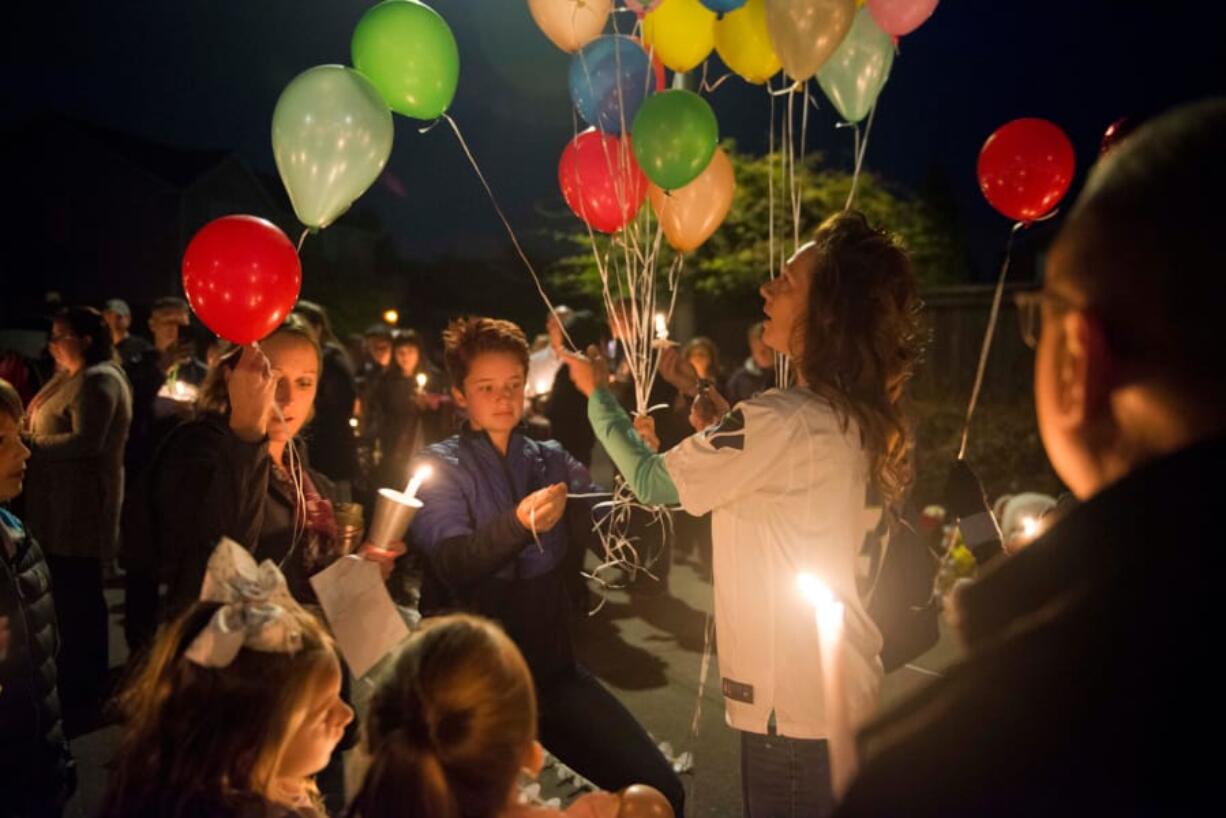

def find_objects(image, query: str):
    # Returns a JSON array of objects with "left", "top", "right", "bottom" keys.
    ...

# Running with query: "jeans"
[
  {"left": 741, "top": 729, "right": 833, "bottom": 818},
  {"left": 538, "top": 665, "right": 685, "bottom": 816}
]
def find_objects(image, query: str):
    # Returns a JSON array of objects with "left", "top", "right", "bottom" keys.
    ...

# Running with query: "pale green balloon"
[
  {"left": 816, "top": 7, "right": 895, "bottom": 123},
  {"left": 272, "top": 65, "right": 394, "bottom": 230}
]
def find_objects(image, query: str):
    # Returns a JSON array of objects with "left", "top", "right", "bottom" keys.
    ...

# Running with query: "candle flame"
[
  {"left": 654, "top": 312, "right": 669, "bottom": 340},
  {"left": 1020, "top": 515, "right": 1040, "bottom": 538},
  {"left": 415, "top": 372, "right": 428, "bottom": 389},
  {"left": 404, "top": 464, "right": 433, "bottom": 500},
  {"left": 798, "top": 573, "right": 835, "bottom": 608}
]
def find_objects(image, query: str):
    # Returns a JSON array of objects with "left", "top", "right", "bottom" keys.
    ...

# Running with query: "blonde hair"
[
  {"left": 347, "top": 614, "right": 536, "bottom": 818},
  {"left": 101, "top": 602, "right": 337, "bottom": 818}
]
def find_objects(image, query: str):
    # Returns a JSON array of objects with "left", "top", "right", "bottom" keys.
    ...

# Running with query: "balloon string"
[
  {"left": 957, "top": 220, "right": 1024, "bottom": 460},
  {"left": 843, "top": 103, "right": 877, "bottom": 211},
  {"left": 296, "top": 228, "right": 309, "bottom": 254},
  {"left": 439, "top": 113, "right": 577, "bottom": 351},
  {"left": 699, "top": 71, "right": 735, "bottom": 94}
]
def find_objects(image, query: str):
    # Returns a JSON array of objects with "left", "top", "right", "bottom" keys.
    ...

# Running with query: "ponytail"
[
  {"left": 346, "top": 730, "right": 458, "bottom": 818},
  {"left": 348, "top": 615, "right": 537, "bottom": 818}
]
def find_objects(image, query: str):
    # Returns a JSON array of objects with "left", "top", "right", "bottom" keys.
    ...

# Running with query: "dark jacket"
[
  {"left": 545, "top": 364, "right": 595, "bottom": 466},
  {"left": 305, "top": 344, "right": 358, "bottom": 483},
  {"left": 409, "top": 426, "right": 603, "bottom": 684},
  {"left": 0, "top": 509, "right": 74, "bottom": 814},
  {"left": 150, "top": 414, "right": 340, "bottom": 613},
  {"left": 836, "top": 435, "right": 1226, "bottom": 818},
  {"left": 367, "top": 366, "right": 451, "bottom": 489},
  {"left": 725, "top": 359, "right": 774, "bottom": 405}
]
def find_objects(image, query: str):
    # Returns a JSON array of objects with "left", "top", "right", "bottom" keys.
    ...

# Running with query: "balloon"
[
  {"left": 351, "top": 0, "right": 459, "bottom": 120},
  {"left": 569, "top": 35, "right": 654, "bottom": 134},
  {"left": 701, "top": 0, "right": 748, "bottom": 13},
  {"left": 816, "top": 7, "right": 894, "bottom": 123},
  {"left": 272, "top": 65, "right": 394, "bottom": 231},
  {"left": 642, "top": 0, "right": 717, "bottom": 73},
  {"left": 649, "top": 146, "right": 734, "bottom": 251},
  {"left": 181, "top": 216, "right": 302, "bottom": 345},
  {"left": 625, "top": 0, "right": 662, "bottom": 16},
  {"left": 865, "top": 0, "right": 938, "bottom": 36},
  {"left": 714, "top": 0, "right": 780, "bottom": 84},
  {"left": 977, "top": 118, "right": 1075, "bottom": 223},
  {"left": 559, "top": 129, "right": 648, "bottom": 233},
  {"left": 765, "top": 0, "right": 855, "bottom": 82},
  {"left": 528, "top": 0, "right": 612, "bottom": 53},
  {"left": 631, "top": 89, "right": 719, "bottom": 190},
  {"left": 618, "top": 785, "right": 673, "bottom": 818}
]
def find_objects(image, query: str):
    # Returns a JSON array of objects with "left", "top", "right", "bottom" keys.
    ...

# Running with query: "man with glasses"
[{"left": 837, "top": 99, "right": 1226, "bottom": 816}]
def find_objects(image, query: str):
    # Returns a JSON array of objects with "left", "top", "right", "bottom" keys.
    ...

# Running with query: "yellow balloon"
[
  {"left": 642, "top": 0, "right": 716, "bottom": 73},
  {"left": 649, "top": 146, "right": 735, "bottom": 252},
  {"left": 714, "top": 0, "right": 780, "bottom": 84}
]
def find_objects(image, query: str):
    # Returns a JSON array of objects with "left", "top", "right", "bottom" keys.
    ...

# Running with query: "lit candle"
[
  {"left": 348, "top": 417, "right": 359, "bottom": 429},
  {"left": 404, "top": 464, "right": 433, "bottom": 501},
  {"left": 797, "top": 573, "right": 857, "bottom": 801},
  {"left": 654, "top": 312, "right": 669, "bottom": 342},
  {"left": 382, "top": 308, "right": 399, "bottom": 325},
  {"left": 1020, "top": 515, "right": 1040, "bottom": 539},
  {"left": 415, "top": 372, "right": 428, "bottom": 390}
]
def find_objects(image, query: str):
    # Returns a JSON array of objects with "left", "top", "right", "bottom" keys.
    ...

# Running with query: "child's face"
[
  {"left": 0, "top": 413, "right": 30, "bottom": 502},
  {"left": 453, "top": 351, "right": 525, "bottom": 436},
  {"left": 277, "top": 654, "right": 353, "bottom": 780}
]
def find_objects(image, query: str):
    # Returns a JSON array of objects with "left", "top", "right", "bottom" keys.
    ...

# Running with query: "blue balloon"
[
  {"left": 701, "top": 0, "right": 748, "bottom": 14},
  {"left": 568, "top": 35, "right": 654, "bottom": 135}
]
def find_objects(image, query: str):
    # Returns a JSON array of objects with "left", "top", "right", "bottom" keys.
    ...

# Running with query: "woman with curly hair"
[{"left": 568, "top": 210, "right": 924, "bottom": 817}]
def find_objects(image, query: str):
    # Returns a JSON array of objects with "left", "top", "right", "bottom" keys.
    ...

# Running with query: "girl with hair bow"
[{"left": 101, "top": 539, "right": 355, "bottom": 818}]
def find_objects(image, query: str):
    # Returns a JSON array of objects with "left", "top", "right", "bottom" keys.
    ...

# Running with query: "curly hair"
[
  {"left": 796, "top": 211, "right": 925, "bottom": 508},
  {"left": 442, "top": 317, "right": 529, "bottom": 389}
]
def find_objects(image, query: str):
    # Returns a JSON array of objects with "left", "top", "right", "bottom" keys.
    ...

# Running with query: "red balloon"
[
  {"left": 559, "top": 129, "right": 648, "bottom": 233},
  {"left": 977, "top": 118, "right": 1075, "bottom": 223},
  {"left": 181, "top": 215, "right": 302, "bottom": 345}
]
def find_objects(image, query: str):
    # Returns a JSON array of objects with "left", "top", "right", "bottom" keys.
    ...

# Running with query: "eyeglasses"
[{"left": 1014, "top": 289, "right": 1080, "bottom": 350}]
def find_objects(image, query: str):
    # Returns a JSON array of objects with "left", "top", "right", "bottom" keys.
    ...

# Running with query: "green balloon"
[
  {"left": 816, "top": 7, "right": 894, "bottom": 124},
  {"left": 351, "top": 0, "right": 460, "bottom": 120},
  {"left": 631, "top": 90, "right": 719, "bottom": 191},
  {"left": 272, "top": 65, "right": 394, "bottom": 230}
]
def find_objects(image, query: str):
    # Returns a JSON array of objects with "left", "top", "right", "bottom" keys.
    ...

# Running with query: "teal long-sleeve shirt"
[{"left": 587, "top": 387, "right": 679, "bottom": 506}]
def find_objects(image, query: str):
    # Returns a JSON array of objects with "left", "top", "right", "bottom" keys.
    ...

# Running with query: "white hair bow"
[{"left": 184, "top": 538, "right": 304, "bottom": 668}]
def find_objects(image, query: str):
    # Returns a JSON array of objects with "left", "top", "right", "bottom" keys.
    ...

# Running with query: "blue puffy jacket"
[{"left": 409, "top": 425, "right": 604, "bottom": 681}]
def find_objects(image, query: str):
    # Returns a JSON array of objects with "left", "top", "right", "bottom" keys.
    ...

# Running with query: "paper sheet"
[{"left": 310, "top": 555, "right": 409, "bottom": 677}]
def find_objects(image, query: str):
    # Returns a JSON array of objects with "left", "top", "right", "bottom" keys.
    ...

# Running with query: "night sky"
[{"left": 4, "top": 0, "right": 1224, "bottom": 279}]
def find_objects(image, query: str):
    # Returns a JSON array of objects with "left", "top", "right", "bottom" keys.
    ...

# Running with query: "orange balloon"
[
  {"left": 619, "top": 785, "right": 674, "bottom": 818},
  {"left": 649, "top": 147, "right": 734, "bottom": 252},
  {"left": 528, "top": 0, "right": 612, "bottom": 53}
]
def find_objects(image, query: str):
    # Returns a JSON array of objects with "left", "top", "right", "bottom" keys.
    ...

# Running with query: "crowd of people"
[{"left": 0, "top": 98, "right": 1222, "bottom": 817}]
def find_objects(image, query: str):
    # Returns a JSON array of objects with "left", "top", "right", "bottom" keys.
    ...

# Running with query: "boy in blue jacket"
[{"left": 410, "top": 318, "right": 683, "bottom": 815}]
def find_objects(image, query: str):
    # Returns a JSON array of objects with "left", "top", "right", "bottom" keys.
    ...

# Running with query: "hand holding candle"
[
  {"left": 365, "top": 464, "right": 433, "bottom": 568},
  {"left": 798, "top": 572, "right": 857, "bottom": 801}
]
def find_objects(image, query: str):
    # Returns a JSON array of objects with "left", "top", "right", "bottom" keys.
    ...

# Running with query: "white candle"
[
  {"left": 798, "top": 573, "right": 858, "bottom": 801},
  {"left": 415, "top": 372, "right": 428, "bottom": 390},
  {"left": 654, "top": 312, "right": 669, "bottom": 342},
  {"left": 404, "top": 464, "right": 433, "bottom": 501}
]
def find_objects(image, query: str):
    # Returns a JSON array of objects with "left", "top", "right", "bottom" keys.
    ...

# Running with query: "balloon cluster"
[{"left": 184, "top": 0, "right": 460, "bottom": 344}]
